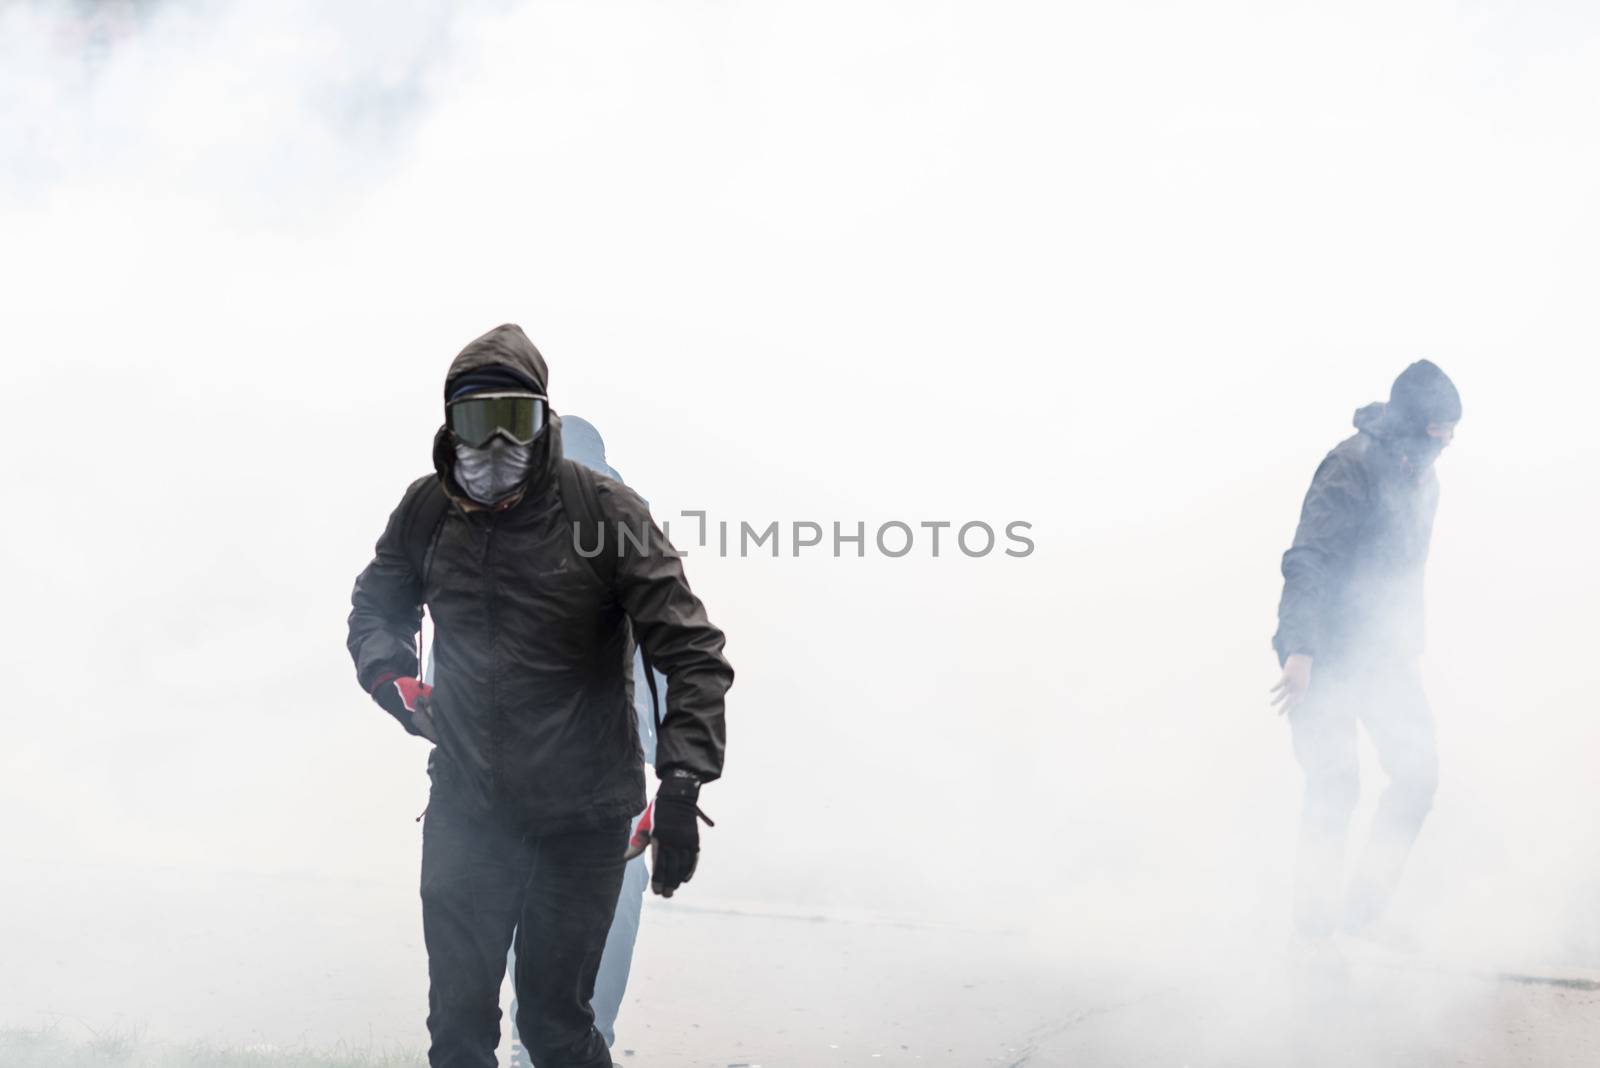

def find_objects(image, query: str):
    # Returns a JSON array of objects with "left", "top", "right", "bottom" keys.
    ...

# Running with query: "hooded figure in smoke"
[
  {"left": 1271, "top": 360, "right": 1461, "bottom": 942},
  {"left": 347, "top": 325, "right": 733, "bottom": 1068}
]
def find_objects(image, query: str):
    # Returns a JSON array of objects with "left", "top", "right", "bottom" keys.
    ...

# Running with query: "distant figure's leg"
[
  {"left": 513, "top": 821, "right": 629, "bottom": 1068},
  {"left": 421, "top": 798, "right": 529, "bottom": 1068},
  {"left": 591, "top": 854, "right": 650, "bottom": 1047},
  {"left": 1345, "top": 665, "right": 1438, "bottom": 935},
  {"left": 1290, "top": 671, "right": 1361, "bottom": 938}
]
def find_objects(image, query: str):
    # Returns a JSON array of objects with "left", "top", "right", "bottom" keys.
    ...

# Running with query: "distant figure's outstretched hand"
[{"left": 1271, "top": 654, "right": 1313, "bottom": 715}]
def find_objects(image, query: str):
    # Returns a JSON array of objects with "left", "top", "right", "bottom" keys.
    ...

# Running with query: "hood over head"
[
  {"left": 444, "top": 323, "right": 548, "bottom": 399},
  {"left": 1354, "top": 361, "right": 1462, "bottom": 444},
  {"left": 433, "top": 324, "right": 560, "bottom": 503},
  {"left": 1387, "top": 359, "right": 1461, "bottom": 433}
]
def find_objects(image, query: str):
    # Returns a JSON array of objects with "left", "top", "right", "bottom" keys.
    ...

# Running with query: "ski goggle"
[{"left": 445, "top": 392, "right": 549, "bottom": 447}]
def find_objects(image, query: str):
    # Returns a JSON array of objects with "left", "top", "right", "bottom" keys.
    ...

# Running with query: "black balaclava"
[{"left": 1386, "top": 359, "right": 1461, "bottom": 469}]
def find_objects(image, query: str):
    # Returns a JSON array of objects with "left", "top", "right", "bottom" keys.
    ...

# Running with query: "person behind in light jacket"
[{"left": 506, "top": 415, "right": 665, "bottom": 1065}]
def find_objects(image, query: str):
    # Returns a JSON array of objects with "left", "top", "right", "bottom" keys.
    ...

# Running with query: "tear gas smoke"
[{"left": 2, "top": 2, "right": 1598, "bottom": 1065}]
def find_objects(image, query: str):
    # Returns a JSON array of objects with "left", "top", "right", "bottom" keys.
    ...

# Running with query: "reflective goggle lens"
[{"left": 446, "top": 393, "right": 548, "bottom": 447}]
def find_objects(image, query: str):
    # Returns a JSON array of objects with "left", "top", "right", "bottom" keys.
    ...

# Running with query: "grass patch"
[{"left": 0, "top": 1027, "right": 427, "bottom": 1068}]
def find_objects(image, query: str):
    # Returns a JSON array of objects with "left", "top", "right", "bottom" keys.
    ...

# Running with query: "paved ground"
[
  {"left": 621, "top": 908, "right": 1600, "bottom": 1067},
  {"left": 3, "top": 862, "right": 1597, "bottom": 1066},
  {"left": 1006, "top": 953, "right": 1600, "bottom": 1068}
]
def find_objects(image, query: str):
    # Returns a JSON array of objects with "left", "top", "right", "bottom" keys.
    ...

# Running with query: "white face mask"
[{"left": 454, "top": 438, "right": 534, "bottom": 504}]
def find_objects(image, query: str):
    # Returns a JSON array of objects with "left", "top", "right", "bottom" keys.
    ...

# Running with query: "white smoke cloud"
[
  {"left": 2, "top": 0, "right": 489, "bottom": 216},
  {"left": 2, "top": 1, "right": 1598, "bottom": 1062}
]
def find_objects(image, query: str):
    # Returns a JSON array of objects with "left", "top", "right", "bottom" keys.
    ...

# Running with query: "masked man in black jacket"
[
  {"left": 348, "top": 324, "right": 734, "bottom": 1068},
  {"left": 1271, "top": 360, "right": 1460, "bottom": 944}
]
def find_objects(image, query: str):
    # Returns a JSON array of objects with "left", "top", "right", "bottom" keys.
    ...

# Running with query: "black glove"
[
  {"left": 651, "top": 771, "right": 714, "bottom": 898},
  {"left": 371, "top": 675, "right": 437, "bottom": 741}
]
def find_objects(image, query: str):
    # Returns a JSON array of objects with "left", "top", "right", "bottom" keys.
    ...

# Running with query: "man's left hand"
[{"left": 651, "top": 773, "right": 714, "bottom": 898}]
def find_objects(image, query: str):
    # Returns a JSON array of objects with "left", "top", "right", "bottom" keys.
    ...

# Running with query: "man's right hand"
[
  {"left": 1270, "top": 654, "right": 1313, "bottom": 715},
  {"left": 372, "top": 676, "right": 438, "bottom": 742}
]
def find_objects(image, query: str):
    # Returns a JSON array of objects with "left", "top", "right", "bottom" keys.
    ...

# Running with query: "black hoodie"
[{"left": 348, "top": 325, "right": 733, "bottom": 830}]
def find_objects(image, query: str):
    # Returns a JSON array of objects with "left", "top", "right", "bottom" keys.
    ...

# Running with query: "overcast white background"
[{"left": 2, "top": 0, "right": 1598, "bottom": 1056}]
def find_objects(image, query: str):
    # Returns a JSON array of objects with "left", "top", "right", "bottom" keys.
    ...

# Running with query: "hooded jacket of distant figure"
[{"left": 1273, "top": 402, "right": 1444, "bottom": 666}]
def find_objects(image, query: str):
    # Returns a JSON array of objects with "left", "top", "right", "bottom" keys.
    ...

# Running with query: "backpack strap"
[
  {"left": 557, "top": 458, "right": 664, "bottom": 731},
  {"left": 398, "top": 476, "right": 451, "bottom": 587},
  {"left": 558, "top": 459, "right": 614, "bottom": 587}
]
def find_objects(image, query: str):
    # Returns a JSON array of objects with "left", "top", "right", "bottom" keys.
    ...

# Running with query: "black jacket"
[
  {"left": 347, "top": 325, "right": 733, "bottom": 831},
  {"left": 1273, "top": 402, "right": 1441, "bottom": 666}
]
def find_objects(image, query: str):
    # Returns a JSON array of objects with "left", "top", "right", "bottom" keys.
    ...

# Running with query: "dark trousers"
[
  {"left": 512, "top": 849, "right": 650, "bottom": 1052},
  {"left": 420, "top": 793, "right": 628, "bottom": 1068},
  {"left": 1289, "top": 658, "right": 1438, "bottom": 937}
]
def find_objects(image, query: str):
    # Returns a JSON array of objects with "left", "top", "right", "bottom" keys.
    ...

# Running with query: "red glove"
[
  {"left": 371, "top": 674, "right": 437, "bottom": 740},
  {"left": 623, "top": 802, "right": 655, "bottom": 861}
]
